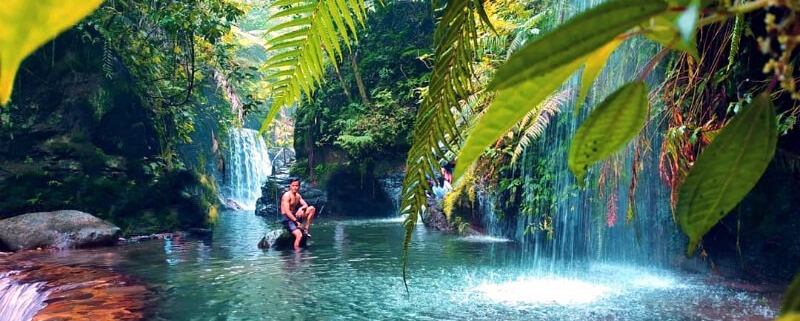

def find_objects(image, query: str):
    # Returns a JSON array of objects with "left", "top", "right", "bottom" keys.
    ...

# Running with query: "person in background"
[
  {"left": 281, "top": 178, "right": 317, "bottom": 250},
  {"left": 440, "top": 160, "right": 455, "bottom": 192}
]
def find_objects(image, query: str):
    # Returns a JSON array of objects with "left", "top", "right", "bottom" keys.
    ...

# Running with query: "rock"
[
  {"left": 257, "top": 227, "right": 310, "bottom": 249},
  {"left": 0, "top": 210, "right": 120, "bottom": 251},
  {"left": 222, "top": 198, "right": 244, "bottom": 210},
  {"left": 423, "top": 197, "right": 450, "bottom": 231}
]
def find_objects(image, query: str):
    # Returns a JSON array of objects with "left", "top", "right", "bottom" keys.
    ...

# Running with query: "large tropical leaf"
[
  {"left": 487, "top": 0, "right": 667, "bottom": 91},
  {"left": 576, "top": 39, "right": 623, "bottom": 114},
  {"left": 510, "top": 89, "right": 568, "bottom": 165},
  {"left": 0, "top": 0, "right": 104, "bottom": 105},
  {"left": 568, "top": 81, "right": 649, "bottom": 184},
  {"left": 454, "top": 0, "right": 667, "bottom": 178},
  {"left": 258, "top": 0, "right": 368, "bottom": 133},
  {"left": 400, "top": 0, "right": 490, "bottom": 290},
  {"left": 779, "top": 273, "right": 800, "bottom": 321},
  {"left": 643, "top": 7, "right": 699, "bottom": 58},
  {"left": 676, "top": 92, "right": 777, "bottom": 256},
  {"left": 454, "top": 60, "right": 583, "bottom": 181}
]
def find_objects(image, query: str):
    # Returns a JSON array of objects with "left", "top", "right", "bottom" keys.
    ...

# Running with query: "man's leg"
[
  {"left": 303, "top": 206, "right": 316, "bottom": 231},
  {"left": 291, "top": 229, "right": 304, "bottom": 250}
]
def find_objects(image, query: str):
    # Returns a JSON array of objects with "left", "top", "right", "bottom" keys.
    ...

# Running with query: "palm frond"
[
  {"left": 455, "top": 91, "right": 485, "bottom": 128},
  {"left": 510, "top": 89, "right": 570, "bottom": 164},
  {"left": 401, "top": 0, "right": 490, "bottom": 291},
  {"left": 258, "top": 0, "right": 368, "bottom": 133}
]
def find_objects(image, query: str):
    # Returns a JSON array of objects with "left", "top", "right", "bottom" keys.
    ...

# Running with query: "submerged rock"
[
  {"left": 0, "top": 210, "right": 120, "bottom": 251},
  {"left": 257, "top": 228, "right": 309, "bottom": 249}
]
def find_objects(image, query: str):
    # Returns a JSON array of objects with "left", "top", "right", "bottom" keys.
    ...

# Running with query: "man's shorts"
[{"left": 282, "top": 219, "right": 302, "bottom": 232}]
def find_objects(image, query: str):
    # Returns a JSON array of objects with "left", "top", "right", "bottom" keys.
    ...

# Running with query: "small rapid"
[{"left": 0, "top": 271, "right": 49, "bottom": 321}]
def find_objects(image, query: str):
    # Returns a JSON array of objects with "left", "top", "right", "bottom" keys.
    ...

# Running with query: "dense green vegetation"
[
  {"left": 292, "top": 1, "right": 433, "bottom": 183},
  {"left": 2, "top": 0, "right": 800, "bottom": 317},
  {"left": 0, "top": 0, "right": 249, "bottom": 234},
  {"left": 251, "top": 0, "right": 800, "bottom": 314}
]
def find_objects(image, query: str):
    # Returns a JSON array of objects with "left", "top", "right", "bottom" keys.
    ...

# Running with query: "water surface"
[{"left": 41, "top": 210, "right": 781, "bottom": 320}]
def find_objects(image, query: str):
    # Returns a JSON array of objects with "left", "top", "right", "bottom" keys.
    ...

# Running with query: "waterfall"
[
  {"left": 507, "top": 0, "right": 678, "bottom": 271},
  {"left": 377, "top": 172, "right": 405, "bottom": 214},
  {"left": 223, "top": 128, "right": 273, "bottom": 209},
  {"left": 0, "top": 272, "right": 49, "bottom": 321}
]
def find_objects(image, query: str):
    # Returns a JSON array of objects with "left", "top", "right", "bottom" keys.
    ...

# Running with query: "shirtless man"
[{"left": 281, "top": 178, "right": 317, "bottom": 250}]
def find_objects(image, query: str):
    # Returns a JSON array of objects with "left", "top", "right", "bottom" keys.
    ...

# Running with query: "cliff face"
[{"left": 0, "top": 31, "right": 211, "bottom": 234}]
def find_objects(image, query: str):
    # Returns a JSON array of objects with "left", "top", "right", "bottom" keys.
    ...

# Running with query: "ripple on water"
[{"left": 0, "top": 212, "right": 781, "bottom": 321}]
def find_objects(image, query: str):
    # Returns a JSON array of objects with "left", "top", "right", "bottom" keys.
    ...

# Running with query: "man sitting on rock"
[{"left": 281, "top": 178, "right": 317, "bottom": 250}]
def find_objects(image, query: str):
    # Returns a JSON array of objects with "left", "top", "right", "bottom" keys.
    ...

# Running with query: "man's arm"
[
  {"left": 281, "top": 193, "right": 301, "bottom": 223},
  {"left": 298, "top": 196, "right": 309, "bottom": 210}
]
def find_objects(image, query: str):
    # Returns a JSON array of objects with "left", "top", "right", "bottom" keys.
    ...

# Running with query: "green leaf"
[
  {"left": 454, "top": 59, "right": 584, "bottom": 179},
  {"left": 644, "top": 13, "right": 699, "bottom": 58},
  {"left": 568, "top": 81, "right": 649, "bottom": 184},
  {"left": 267, "top": 17, "right": 312, "bottom": 32},
  {"left": 725, "top": 14, "right": 744, "bottom": 74},
  {"left": 676, "top": 0, "right": 700, "bottom": 44},
  {"left": 270, "top": 4, "right": 316, "bottom": 19},
  {"left": 781, "top": 272, "right": 800, "bottom": 320},
  {"left": 488, "top": 0, "right": 667, "bottom": 91},
  {"left": 666, "top": 0, "right": 716, "bottom": 7},
  {"left": 676, "top": 93, "right": 777, "bottom": 256},
  {"left": 576, "top": 38, "right": 623, "bottom": 115},
  {"left": 259, "top": 0, "right": 370, "bottom": 134},
  {"left": 1, "top": 0, "right": 105, "bottom": 105}
]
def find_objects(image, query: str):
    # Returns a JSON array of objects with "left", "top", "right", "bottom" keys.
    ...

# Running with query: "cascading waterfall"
[
  {"left": 378, "top": 172, "right": 405, "bottom": 213},
  {"left": 504, "top": 0, "right": 679, "bottom": 272},
  {"left": 223, "top": 128, "right": 272, "bottom": 209},
  {"left": 0, "top": 272, "right": 49, "bottom": 321}
]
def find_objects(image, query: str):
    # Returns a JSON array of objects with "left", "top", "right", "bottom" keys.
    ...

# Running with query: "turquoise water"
[{"left": 77, "top": 210, "right": 779, "bottom": 320}]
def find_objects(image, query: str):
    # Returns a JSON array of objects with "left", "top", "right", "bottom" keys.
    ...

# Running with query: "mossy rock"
[{"left": 257, "top": 229, "right": 309, "bottom": 250}]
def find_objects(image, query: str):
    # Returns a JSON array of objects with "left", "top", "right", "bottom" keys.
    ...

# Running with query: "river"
[{"left": 4, "top": 210, "right": 783, "bottom": 320}]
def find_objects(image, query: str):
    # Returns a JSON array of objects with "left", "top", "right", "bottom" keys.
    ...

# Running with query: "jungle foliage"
[
  {"left": 256, "top": 0, "right": 800, "bottom": 312},
  {"left": 256, "top": 0, "right": 371, "bottom": 133},
  {"left": 421, "top": 0, "right": 799, "bottom": 315},
  {"left": 1, "top": 0, "right": 250, "bottom": 234},
  {"left": 4, "top": 0, "right": 800, "bottom": 317},
  {"left": 292, "top": 1, "right": 433, "bottom": 174}
]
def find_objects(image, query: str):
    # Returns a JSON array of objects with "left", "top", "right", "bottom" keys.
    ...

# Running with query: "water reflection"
[
  {"left": 164, "top": 233, "right": 212, "bottom": 266},
  {"left": 3, "top": 210, "right": 782, "bottom": 321}
]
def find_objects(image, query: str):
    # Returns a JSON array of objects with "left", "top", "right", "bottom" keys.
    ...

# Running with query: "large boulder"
[
  {"left": 423, "top": 197, "right": 450, "bottom": 231},
  {"left": 0, "top": 210, "right": 120, "bottom": 251},
  {"left": 255, "top": 177, "right": 327, "bottom": 217}
]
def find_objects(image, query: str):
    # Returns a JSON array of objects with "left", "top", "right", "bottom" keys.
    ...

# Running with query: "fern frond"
[
  {"left": 725, "top": 13, "right": 743, "bottom": 74},
  {"left": 455, "top": 92, "right": 484, "bottom": 128},
  {"left": 401, "top": 0, "right": 490, "bottom": 291},
  {"left": 510, "top": 89, "right": 569, "bottom": 164},
  {"left": 507, "top": 11, "right": 547, "bottom": 59},
  {"left": 258, "top": 0, "right": 368, "bottom": 134},
  {"left": 479, "top": 36, "right": 507, "bottom": 59}
]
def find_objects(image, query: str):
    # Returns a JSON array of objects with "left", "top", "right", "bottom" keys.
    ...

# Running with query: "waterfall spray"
[
  {"left": 224, "top": 128, "right": 273, "bottom": 209},
  {"left": 497, "top": 0, "right": 680, "bottom": 272},
  {"left": 0, "top": 272, "right": 49, "bottom": 321}
]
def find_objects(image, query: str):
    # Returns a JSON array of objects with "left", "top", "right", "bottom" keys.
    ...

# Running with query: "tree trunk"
[
  {"left": 350, "top": 53, "right": 370, "bottom": 106},
  {"left": 333, "top": 66, "right": 354, "bottom": 104}
]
